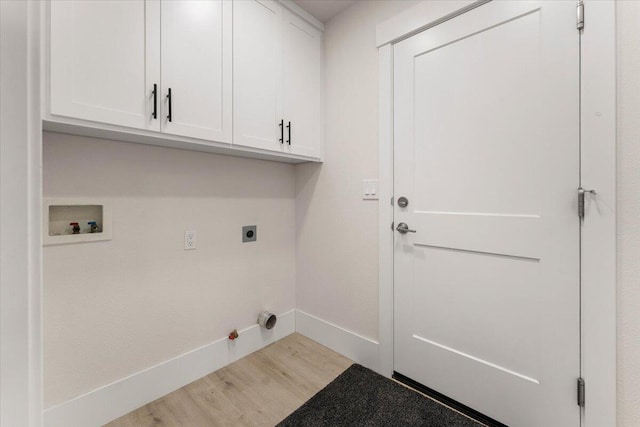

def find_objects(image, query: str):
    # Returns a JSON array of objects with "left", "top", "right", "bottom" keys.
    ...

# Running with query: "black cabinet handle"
[
  {"left": 152, "top": 83, "right": 157, "bottom": 119},
  {"left": 279, "top": 119, "right": 284, "bottom": 144},
  {"left": 166, "top": 88, "right": 172, "bottom": 122},
  {"left": 286, "top": 121, "right": 291, "bottom": 145}
]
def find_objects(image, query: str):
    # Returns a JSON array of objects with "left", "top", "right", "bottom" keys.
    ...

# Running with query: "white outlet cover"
[
  {"left": 184, "top": 230, "right": 197, "bottom": 250},
  {"left": 362, "top": 179, "right": 379, "bottom": 200}
]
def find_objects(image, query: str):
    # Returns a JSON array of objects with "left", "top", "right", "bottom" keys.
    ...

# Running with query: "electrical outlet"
[
  {"left": 242, "top": 225, "right": 257, "bottom": 243},
  {"left": 184, "top": 230, "right": 197, "bottom": 250}
]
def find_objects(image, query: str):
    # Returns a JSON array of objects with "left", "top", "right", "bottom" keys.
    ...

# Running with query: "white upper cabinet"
[
  {"left": 282, "top": 10, "right": 322, "bottom": 158},
  {"left": 233, "top": 0, "right": 284, "bottom": 152},
  {"left": 49, "top": 0, "right": 160, "bottom": 131},
  {"left": 46, "top": 0, "right": 323, "bottom": 162},
  {"left": 234, "top": 0, "right": 323, "bottom": 159},
  {"left": 161, "top": 0, "right": 232, "bottom": 142}
]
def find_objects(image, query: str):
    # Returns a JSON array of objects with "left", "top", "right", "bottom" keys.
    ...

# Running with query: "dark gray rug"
[{"left": 277, "top": 364, "right": 482, "bottom": 427}]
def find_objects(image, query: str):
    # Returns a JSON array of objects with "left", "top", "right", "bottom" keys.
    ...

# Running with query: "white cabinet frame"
[{"left": 377, "top": 1, "right": 616, "bottom": 426}]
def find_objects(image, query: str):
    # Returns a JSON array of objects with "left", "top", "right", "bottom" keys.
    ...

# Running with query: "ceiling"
[{"left": 293, "top": 0, "right": 357, "bottom": 23}]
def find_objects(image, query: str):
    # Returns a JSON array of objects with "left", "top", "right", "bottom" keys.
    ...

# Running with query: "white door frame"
[
  {"left": 377, "top": 1, "right": 616, "bottom": 426},
  {"left": 0, "top": 1, "right": 43, "bottom": 426}
]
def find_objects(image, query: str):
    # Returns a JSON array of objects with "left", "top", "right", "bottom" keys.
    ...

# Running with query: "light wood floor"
[{"left": 105, "top": 333, "right": 353, "bottom": 427}]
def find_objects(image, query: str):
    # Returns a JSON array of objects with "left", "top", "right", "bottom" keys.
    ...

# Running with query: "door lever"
[{"left": 396, "top": 222, "right": 416, "bottom": 234}]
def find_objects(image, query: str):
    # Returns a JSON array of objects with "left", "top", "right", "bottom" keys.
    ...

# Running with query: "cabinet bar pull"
[
  {"left": 152, "top": 83, "right": 157, "bottom": 119},
  {"left": 166, "top": 88, "right": 172, "bottom": 122},
  {"left": 287, "top": 121, "right": 291, "bottom": 145},
  {"left": 279, "top": 119, "right": 284, "bottom": 144}
]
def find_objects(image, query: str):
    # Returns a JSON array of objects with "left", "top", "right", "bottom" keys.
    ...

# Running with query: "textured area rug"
[{"left": 277, "top": 364, "right": 482, "bottom": 426}]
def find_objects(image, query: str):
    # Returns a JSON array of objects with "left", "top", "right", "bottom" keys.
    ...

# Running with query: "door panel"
[
  {"left": 283, "top": 10, "right": 322, "bottom": 158},
  {"left": 412, "top": 10, "right": 545, "bottom": 216},
  {"left": 161, "top": 0, "right": 232, "bottom": 142},
  {"left": 393, "top": 2, "right": 580, "bottom": 426},
  {"left": 233, "top": 0, "right": 284, "bottom": 151},
  {"left": 412, "top": 247, "right": 541, "bottom": 382},
  {"left": 50, "top": 0, "right": 159, "bottom": 131}
]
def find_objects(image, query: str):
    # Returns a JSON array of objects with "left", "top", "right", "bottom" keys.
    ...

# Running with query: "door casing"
[{"left": 376, "top": 1, "right": 616, "bottom": 426}]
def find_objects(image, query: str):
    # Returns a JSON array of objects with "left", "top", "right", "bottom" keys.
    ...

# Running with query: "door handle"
[
  {"left": 279, "top": 120, "right": 284, "bottom": 144},
  {"left": 396, "top": 222, "right": 416, "bottom": 234},
  {"left": 166, "top": 88, "right": 172, "bottom": 122},
  {"left": 286, "top": 121, "right": 291, "bottom": 145},
  {"left": 152, "top": 83, "right": 157, "bottom": 119}
]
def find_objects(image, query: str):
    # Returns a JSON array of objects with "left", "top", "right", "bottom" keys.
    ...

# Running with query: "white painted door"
[
  {"left": 233, "top": 0, "right": 284, "bottom": 151},
  {"left": 49, "top": 0, "right": 160, "bottom": 131},
  {"left": 393, "top": 2, "right": 580, "bottom": 426},
  {"left": 283, "top": 9, "right": 322, "bottom": 158},
  {"left": 161, "top": 0, "right": 232, "bottom": 143}
]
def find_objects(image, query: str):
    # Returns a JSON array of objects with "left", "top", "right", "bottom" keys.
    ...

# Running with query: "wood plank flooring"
[{"left": 105, "top": 333, "right": 353, "bottom": 427}]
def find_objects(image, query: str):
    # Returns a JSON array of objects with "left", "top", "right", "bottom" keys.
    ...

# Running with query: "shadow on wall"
[
  {"left": 43, "top": 132, "right": 296, "bottom": 199},
  {"left": 294, "top": 162, "right": 323, "bottom": 230}
]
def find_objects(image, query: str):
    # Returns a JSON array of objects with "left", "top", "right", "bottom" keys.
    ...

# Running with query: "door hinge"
[
  {"left": 391, "top": 221, "right": 394, "bottom": 231},
  {"left": 391, "top": 196, "right": 394, "bottom": 206},
  {"left": 577, "top": 377, "right": 585, "bottom": 407},
  {"left": 578, "top": 188, "right": 585, "bottom": 219},
  {"left": 577, "top": 0, "right": 584, "bottom": 30},
  {"left": 578, "top": 187, "right": 597, "bottom": 219}
]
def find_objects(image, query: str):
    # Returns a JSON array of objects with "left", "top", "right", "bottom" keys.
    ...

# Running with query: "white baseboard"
[
  {"left": 43, "top": 310, "right": 295, "bottom": 427},
  {"left": 295, "top": 310, "right": 379, "bottom": 372}
]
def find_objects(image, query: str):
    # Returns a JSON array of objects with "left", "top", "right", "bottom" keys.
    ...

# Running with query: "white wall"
[
  {"left": 0, "top": 1, "right": 42, "bottom": 426},
  {"left": 295, "top": 0, "right": 419, "bottom": 340},
  {"left": 43, "top": 132, "right": 296, "bottom": 408},
  {"left": 297, "top": 0, "right": 640, "bottom": 425},
  {"left": 617, "top": 1, "right": 640, "bottom": 425}
]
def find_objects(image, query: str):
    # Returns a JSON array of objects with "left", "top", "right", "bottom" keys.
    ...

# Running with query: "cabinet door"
[
  {"left": 49, "top": 0, "right": 160, "bottom": 131},
  {"left": 160, "top": 0, "right": 232, "bottom": 143},
  {"left": 233, "top": 0, "right": 284, "bottom": 151},
  {"left": 283, "top": 10, "right": 322, "bottom": 158}
]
